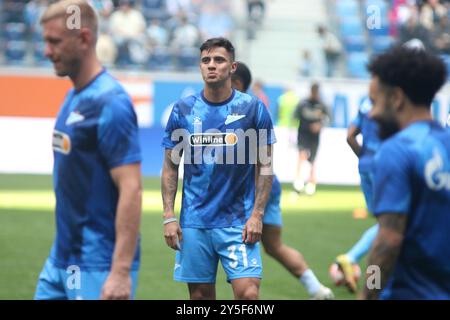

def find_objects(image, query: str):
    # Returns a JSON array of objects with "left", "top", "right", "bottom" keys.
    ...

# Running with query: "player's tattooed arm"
[
  {"left": 254, "top": 144, "right": 273, "bottom": 215},
  {"left": 362, "top": 213, "right": 407, "bottom": 300},
  {"left": 161, "top": 148, "right": 183, "bottom": 250},
  {"left": 161, "top": 148, "right": 179, "bottom": 219},
  {"left": 243, "top": 144, "right": 273, "bottom": 244}
]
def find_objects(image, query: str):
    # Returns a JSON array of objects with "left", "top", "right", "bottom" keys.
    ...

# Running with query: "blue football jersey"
[
  {"left": 351, "top": 98, "right": 381, "bottom": 173},
  {"left": 162, "top": 89, "right": 276, "bottom": 228},
  {"left": 50, "top": 70, "right": 141, "bottom": 271},
  {"left": 373, "top": 120, "right": 450, "bottom": 299}
]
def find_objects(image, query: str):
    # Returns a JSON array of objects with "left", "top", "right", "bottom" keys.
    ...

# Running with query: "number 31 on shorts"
[{"left": 227, "top": 245, "right": 248, "bottom": 268}]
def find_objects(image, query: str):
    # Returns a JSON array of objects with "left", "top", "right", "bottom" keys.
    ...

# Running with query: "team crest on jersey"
[
  {"left": 189, "top": 133, "right": 238, "bottom": 146},
  {"left": 53, "top": 130, "right": 71, "bottom": 154},
  {"left": 225, "top": 113, "right": 246, "bottom": 125},
  {"left": 193, "top": 116, "right": 202, "bottom": 125},
  {"left": 65, "top": 111, "right": 85, "bottom": 126}
]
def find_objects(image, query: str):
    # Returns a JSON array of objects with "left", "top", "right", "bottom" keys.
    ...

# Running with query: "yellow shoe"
[{"left": 336, "top": 254, "right": 357, "bottom": 293}]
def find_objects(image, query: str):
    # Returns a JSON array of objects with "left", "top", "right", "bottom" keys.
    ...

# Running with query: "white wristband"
[{"left": 163, "top": 217, "right": 177, "bottom": 225}]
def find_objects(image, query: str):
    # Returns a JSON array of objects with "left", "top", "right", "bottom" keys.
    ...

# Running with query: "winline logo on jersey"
[{"left": 169, "top": 128, "right": 274, "bottom": 172}]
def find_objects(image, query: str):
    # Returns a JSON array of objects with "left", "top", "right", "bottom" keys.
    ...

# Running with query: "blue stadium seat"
[
  {"left": 5, "top": 40, "right": 27, "bottom": 62},
  {"left": 339, "top": 18, "right": 365, "bottom": 37},
  {"left": 364, "top": 0, "right": 389, "bottom": 17},
  {"left": 347, "top": 52, "right": 370, "bottom": 78},
  {"left": 343, "top": 35, "right": 367, "bottom": 52},
  {"left": 336, "top": 0, "right": 359, "bottom": 18},
  {"left": 4, "top": 22, "right": 26, "bottom": 41},
  {"left": 371, "top": 36, "right": 394, "bottom": 53},
  {"left": 141, "top": 0, "right": 169, "bottom": 22},
  {"left": 33, "top": 41, "right": 51, "bottom": 66},
  {"left": 148, "top": 46, "right": 173, "bottom": 70},
  {"left": 176, "top": 47, "right": 198, "bottom": 71},
  {"left": 367, "top": 23, "right": 390, "bottom": 37}
]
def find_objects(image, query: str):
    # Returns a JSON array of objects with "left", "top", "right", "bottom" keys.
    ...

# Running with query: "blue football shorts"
[
  {"left": 34, "top": 258, "right": 139, "bottom": 300},
  {"left": 262, "top": 192, "right": 283, "bottom": 227},
  {"left": 174, "top": 225, "right": 262, "bottom": 283}
]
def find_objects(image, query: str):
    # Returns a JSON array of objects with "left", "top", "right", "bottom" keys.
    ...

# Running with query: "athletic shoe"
[
  {"left": 293, "top": 179, "right": 305, "bottom": 193},
  {"left": 336, "top": 254, "right": 357, "bottom": 293},
  {"left": 310, "top": 285, "right": 335, "bottom": 300},
  {"left": 305, "top": 182, "right": 316, "bottom": 195}
]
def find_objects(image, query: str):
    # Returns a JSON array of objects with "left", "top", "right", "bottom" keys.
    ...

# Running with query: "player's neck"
[
  {"left": 400, "top": 106, "right": 433, "bottom": 129},
  {"left": 71, "top": 54, "right": 103, "bottom": 91},
  {"left": 203, "top": 84, "right": 233, "bottom": 104}
]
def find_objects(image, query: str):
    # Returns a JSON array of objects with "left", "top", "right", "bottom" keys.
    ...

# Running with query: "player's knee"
[
  {"left": 189, "top": 285, "right": 215, "bottom": 300},
  {"left": 190, "top": 290, "right": 214, "bottom": 300},
  {"left": 235, "top": 284, "right": 259, "bottom": 300}
]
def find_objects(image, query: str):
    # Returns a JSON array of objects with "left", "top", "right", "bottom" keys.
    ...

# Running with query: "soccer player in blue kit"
[
  {"left": 232, "top": 61, "right": 334, "bottom": 299},
  {"left": 361, "top": 46, "right": 450, "bottom": 299},
  {"left": 335, "top": 95, "right": 381, "bottom": 293},
  {"left": 34, "top": 0, "right": 142, "bottom": 300},
  {"left": 161, "top": 38, "right": 274, "bottom": 300}
]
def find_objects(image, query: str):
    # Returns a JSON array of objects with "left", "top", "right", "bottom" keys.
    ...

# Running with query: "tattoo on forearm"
[
  {"left": 364, "top": 214, "right": 406, "bottom": 299},
  {"left": 254, "top": 173, "right": 273, "bottom": 213},
  {"left": 161, "top": 150, "right": 179, "bottom": 214}
]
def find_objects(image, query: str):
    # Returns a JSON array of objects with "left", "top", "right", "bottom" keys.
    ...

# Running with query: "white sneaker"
[
  {"left": 305, "top": 182, "right": 316, "bottom": 195},
  {"left": 293, "top": 179, "right": 305, "bottom": 193},
  {"left": 311, "top": 285, "right": 335, "bottom": 300}
]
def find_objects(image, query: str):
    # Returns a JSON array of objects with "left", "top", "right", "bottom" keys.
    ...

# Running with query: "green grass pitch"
[{"left": 0, "top": 174, "right": 374, "bottom": 300}]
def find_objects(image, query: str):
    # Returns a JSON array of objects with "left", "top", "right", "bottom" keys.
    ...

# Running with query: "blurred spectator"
[
  {"left": 141, "top": 0, "right": 169, "bottom": 23},
  {"left": 171, "top": 14, "right": 200, "bottom": 53},
  {"left": 198, "top": 2, "right": 233, "bottom": 40},
  {"left": 432, "top": 15, "right": 450, "bottom": 53},
  {"left": 24, "top": 0, "right": 48, "bottom": 36},
  {"left": 247, "top": 0, "right": 266, "bottom": 26},
  {"left": 299, "top": 50, "right": 313, "bottom": 77},
  {"left": 147, "top": 19, "right": 169, "bottom": 47},
  {"left": 389, "top": 0, "right": 417, "bottom": 36},
  {"left": 88, "top": 0, "right": 114, "bottom": 33},
  {"left": 110, "top": 0, "right": 147, "bottom": 66},
  {"left": 419, "top": 0, "right": 448, "bottom": 31},
  {"left": 399, "top": 10, "right": 432, "bottom": 49},
  {"left": 3, "top": 0, "right": 28, "bottom": 22},
  {"left": 97, "top": 33, "right": 118, "bottom": 66},
  {"left": 166, "top": 0, "right": 197, "bottom": 21},
  {"left": 317, "top": 25, "right": 342, "bottom": 78},
  {"left": 252, "top": 80, "right": 270, "bottom": 109}
]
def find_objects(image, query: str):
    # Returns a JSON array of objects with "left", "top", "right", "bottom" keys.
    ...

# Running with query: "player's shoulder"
[
  {"left": 234, "top": 90, "right": 256, "bottom": 103},
  {"left": 173, "top": 92, "right": 201, "bottom": 115},
  {"left": 86, "top": 70, "right": 132, "bottom": 107},
  {"left": 378, "top": 121, "right": 438, "bottom": 161}
]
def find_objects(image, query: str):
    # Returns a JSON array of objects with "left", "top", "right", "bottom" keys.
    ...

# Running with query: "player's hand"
[
  {"left": 242, "top": 213, "right": 263, "bottom": 244},
  {"left": 100, "top": 271, "right": 131, "bottom": 300},
  {"left": 164, "top": 221, "right": 182, "bottom": 251}
]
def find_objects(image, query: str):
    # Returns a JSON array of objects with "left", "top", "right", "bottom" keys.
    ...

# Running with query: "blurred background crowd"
[{"left": 1, "top": 0, "right": 449, "bottom": 80}]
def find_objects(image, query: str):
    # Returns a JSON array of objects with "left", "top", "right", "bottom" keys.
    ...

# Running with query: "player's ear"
[
  {"left": 79, "top": 27, "right": 93, "bottom": 48},
  {"left": 391, "top": 87, "right": 406, "bottom": 112},
  {"left": 230, "top": 62, "right": 237, "bottom": 75}
]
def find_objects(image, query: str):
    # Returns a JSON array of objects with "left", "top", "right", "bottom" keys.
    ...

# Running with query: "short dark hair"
[
  {"left": 367, "top": 46, "right": 447, "bottom": 106},
  {"left": 199, "top": 37, "right": 235, "bottom": 61},
  {"left": 232, "top": 61, "right": 252, "bottom": 92}
]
